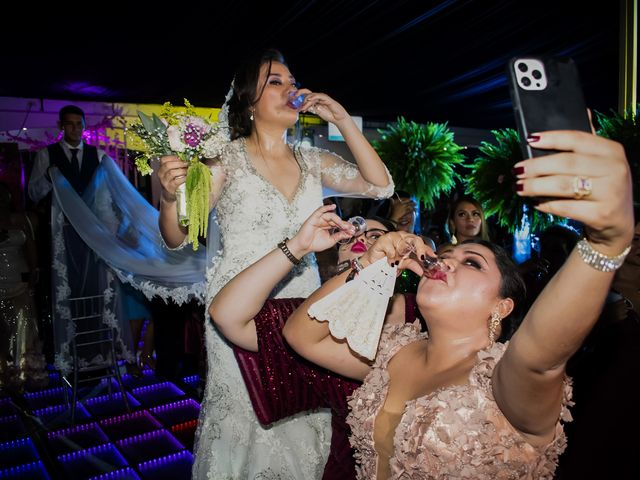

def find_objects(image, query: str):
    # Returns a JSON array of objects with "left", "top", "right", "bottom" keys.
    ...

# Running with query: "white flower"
[
  {"left": 167, "top": 125, "right": 186, "bottom": 152},
  {"left": 202, "top": 129, "right": 228, "bottom": 158}
]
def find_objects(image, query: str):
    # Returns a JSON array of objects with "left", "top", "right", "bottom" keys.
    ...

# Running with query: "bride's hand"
[
  {"left": 158, "top": 155, "right": 188, "bottom": 201},
  {"left": 287, "top": 204, "right": 355, "bottom": 258},
  {"left": 298, "top": 90, "right": 349, "bottom": 125}
]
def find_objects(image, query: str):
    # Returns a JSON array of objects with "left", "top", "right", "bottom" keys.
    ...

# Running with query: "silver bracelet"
[{"left": 576, "top": 238, "right": 631, "bottom": 272}]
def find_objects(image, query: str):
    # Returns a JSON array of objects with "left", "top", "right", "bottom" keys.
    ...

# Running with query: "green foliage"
[
  {"left": 126, "top": 100, "right": 224, "bottom": 252},
  {"left": 372, "top": 117, "right": 465, "bottom": 209},
  {"left": 186, "top": 161, "right": 212, "bottom": 251},
  {"left": 465, "top": 129, "right": 558, "bottom": 233},
  {"left": 595, "top": 106, "right": 640, "bottom": 205}
]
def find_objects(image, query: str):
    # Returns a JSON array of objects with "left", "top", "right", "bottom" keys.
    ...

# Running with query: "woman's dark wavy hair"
[
  {"left": 368, "top": 215, "right": 397, "bottom": 233},
  {"left": 228, "top": 49, "right": 287, "bottom": 140},
  {"left": 460, "top": 238, "right": 527, "bottom": 341}
]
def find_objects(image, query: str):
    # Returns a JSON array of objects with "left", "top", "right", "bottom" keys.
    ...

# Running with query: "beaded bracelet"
[
  {"left": 278, "top": 238, "right": 302, "bottom": 265},
  {"left": 576, "top": 238, "right": 631, "bottom": 272}
]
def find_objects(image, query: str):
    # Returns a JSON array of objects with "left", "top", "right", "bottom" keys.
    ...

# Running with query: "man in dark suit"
[
  {"left": 29, "top": 105, "right": 107, "bottom": 202},
  {"left": 28, "top": 105, "right": 113, "bottom": 366}
]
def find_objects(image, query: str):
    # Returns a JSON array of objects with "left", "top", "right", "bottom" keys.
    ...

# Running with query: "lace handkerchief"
[{"left": 308, "top": 257, "right": 397, "bottom": 360}]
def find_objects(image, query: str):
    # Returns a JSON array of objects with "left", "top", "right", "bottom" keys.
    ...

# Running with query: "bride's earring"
[
  {"left": 488, "top": 311, "right": 501, "bottom": 345},
  {"left": 250, "top": 109, "right": 254, "bottom": 121}
]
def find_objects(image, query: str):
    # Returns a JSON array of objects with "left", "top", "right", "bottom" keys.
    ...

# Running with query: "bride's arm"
[
  {"left": 158, "top": 156, "right": 225, "bottom": 248},
  {"left": 297, "top": 91, "right": 394, "bottom": 198}
]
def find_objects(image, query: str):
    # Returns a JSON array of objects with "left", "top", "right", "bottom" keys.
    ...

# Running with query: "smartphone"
[{"left": 508, "top": 56, "right": 591, "bottom": 158}]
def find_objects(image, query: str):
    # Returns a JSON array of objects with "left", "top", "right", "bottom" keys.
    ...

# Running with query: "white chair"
[{"left": 62, "top": 294, "right": 130, "bottom": 424}]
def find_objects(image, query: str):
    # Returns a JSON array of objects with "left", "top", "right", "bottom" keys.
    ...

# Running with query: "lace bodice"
[
  {"left": 347, "top": 322, "right": 573, "bottom": 479},
  {"left": 206, "top": 138, "right": 394, "bottom": 301}
]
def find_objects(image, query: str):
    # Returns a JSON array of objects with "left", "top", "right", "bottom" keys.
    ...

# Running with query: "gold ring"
[{"left": 573, "top": 176, "right": 592, "bottom": 199}]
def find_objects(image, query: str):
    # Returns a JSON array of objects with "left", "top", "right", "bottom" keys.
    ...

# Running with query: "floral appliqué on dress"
[{"left": 347, "top": 321, "right": 573, "bottom": 479}]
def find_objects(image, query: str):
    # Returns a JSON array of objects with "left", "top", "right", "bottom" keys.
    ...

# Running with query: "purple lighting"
[
  {"left": 182, "top": 375, "right": 200, "bottom": 389},
  {"left": 137, "top": 450, "right": 193, "bottom": 480},
  {"left": 33, "top": 403, "right": 91, "bottom": 426},
  {"left": 47, "top": 372, "right": 61, "bottom": 387},
  {"left": 0, "top": 415, "right": 27, "bottom": 443},
  {"left": 61, "top": 81, "right": 112, "bottom": 96},
  {"left": 149, "top": 399, "right": 200, "bottom": 426},
  {"left": 57, "top": 443, "right": 128, "bottom": 478},
  {"left": 131, "top": 382, "right": 185, "bottom": 407},
  {"left": 88, "top": 467, "right": 141, "bottom": 480},
  {"left": 82, "top": 392, "right": 140, "bottom": 417},
  {"left": 0, "top": 460, "right": 50, "bottom": 480},
  {"left": 47, "top": 422, "right": 110, "bottom": 456},
  {"left": 122, "top": 369, "right": 159, "bottom": 389},
  {"left": 24, "top": 387, "right": 70, "bottom": 409},
  {"left": 116, "top": 429, "right": 184, "bottom": 464},
  {"left": 99, "top": 410, "right": 162, "bottom": 441},
  {"left": 0, "top": 437, "right": 39, "bottom": 469}
]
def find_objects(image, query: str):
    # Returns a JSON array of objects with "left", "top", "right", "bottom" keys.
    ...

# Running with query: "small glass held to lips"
[
  {"left": 333, "top": 216, "right": 367, "bottom": 244},
  {"left": 288, "top": 91, "right": 306, "bottom": 109},
  {"left": 394, "top": 237, "right": 447, "bottom": 277}
]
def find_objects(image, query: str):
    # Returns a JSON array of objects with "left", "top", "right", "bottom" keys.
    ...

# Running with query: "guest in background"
[
  {"left": 29, "top": 105, "right": 107, "bottom": 203},
  {"left": 28, "top": 105, "right": 135, "bottom": 378},
  {"left": 27, "top": 104, "right": 110, "bottom": 300},
  {"left": 0, "top": 183, "right": 47, "bottom": 391},
  {"left": 439, "top": 195, "right": 489, "bottom": 251}
]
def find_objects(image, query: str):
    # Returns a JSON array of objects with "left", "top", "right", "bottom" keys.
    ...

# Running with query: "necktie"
[{"left": 70, "top": 148, "right": 80, "bottom": 174}]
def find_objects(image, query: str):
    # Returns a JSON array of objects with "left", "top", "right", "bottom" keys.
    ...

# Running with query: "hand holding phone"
[{"left": 508, "top": 56, "right": 591, "bottom": 159}]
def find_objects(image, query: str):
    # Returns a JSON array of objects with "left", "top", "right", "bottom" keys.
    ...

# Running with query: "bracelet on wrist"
[
  {"left": 576, "top": 238, "right": 631, "bottom": 272},
  {"left": 278, "top": 238, "right": 302, "bottom": 265}
]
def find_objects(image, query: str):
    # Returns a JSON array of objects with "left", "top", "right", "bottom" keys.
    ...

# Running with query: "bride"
[{"left": 157, "top": 49, "right": 394, "bottom": 478}]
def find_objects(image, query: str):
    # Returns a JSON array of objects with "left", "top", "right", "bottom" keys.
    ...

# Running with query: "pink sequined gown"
[{"left": 347, "top": 322, "right": 573, "bottom": 479}]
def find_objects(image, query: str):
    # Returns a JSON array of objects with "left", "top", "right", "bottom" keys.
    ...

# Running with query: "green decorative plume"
[
  {"left": 465, "top": 128, "right": 558, "bottom": 233},
  {"left": 595, "top": 106, "right": 640, "bottom": 205},
  {"left": 372, "top": 117, "right": 465, "bottom": 209}
]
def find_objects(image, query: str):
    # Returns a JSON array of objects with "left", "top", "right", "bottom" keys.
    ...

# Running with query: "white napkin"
[{"left": 308, "top": 257, "right": 397, "bottom": 360}]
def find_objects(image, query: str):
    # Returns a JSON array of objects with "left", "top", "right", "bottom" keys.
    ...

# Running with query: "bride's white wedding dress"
[{"left": 192, "top": 138, "right": 393, "bottom": 479}]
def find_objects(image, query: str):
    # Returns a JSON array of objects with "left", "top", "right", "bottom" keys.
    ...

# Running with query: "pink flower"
[{"left": 183, "top": 123, "right": 205, "bottom": 148}]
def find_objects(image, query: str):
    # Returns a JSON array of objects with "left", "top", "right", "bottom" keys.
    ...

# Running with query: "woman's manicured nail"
[
  {"left": 526, "top": 135, "right": 540, "bottom": 143},
  {"left": 512, "top": 166, "right": 525, "bottom": 175},
  {"left": 516, "top": 183, "right": 524, "bottom": 192}
]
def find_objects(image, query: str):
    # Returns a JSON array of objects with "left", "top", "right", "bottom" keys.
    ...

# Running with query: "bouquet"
[{"left": 128, "top": 100, "right": 228, "bottom": 251}]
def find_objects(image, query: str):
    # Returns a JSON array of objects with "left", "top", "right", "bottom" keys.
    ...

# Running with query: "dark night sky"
[{"left": 2, "top": 0, "right": 621, "bottom": 130}]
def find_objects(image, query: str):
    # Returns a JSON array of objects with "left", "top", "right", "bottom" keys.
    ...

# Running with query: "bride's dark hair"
[{"left": 228, "top": 49, "right": 287, "bottom": 140}]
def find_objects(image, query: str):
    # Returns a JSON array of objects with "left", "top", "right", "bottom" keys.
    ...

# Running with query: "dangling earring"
[
  {"left": 250, "top": 109, "right": 254, "bottom": 121},
  {"left": 488, "top": 311, "right": 501, "bottom": 345}
]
